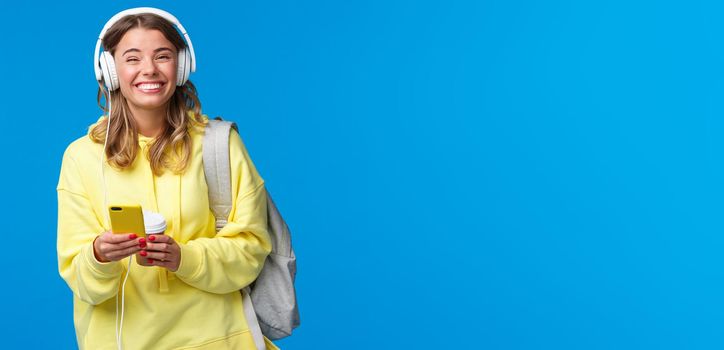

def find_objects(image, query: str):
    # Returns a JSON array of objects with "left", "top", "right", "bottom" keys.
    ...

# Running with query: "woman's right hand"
[{"left": 93, "top": 231, "right": 144, "bottom": 262}]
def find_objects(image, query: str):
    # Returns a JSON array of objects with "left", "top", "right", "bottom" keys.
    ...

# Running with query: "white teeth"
[{"left": 137, "top": 83, "right": 162, "bottom": 90}]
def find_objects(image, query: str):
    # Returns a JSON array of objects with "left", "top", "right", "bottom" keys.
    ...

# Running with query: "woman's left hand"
[{"left": 142, "top": 235, "right": 181, "bottom": 272}]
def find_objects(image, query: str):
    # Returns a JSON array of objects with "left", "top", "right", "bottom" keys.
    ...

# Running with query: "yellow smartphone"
[{"left": 108, "top": 204, "right": 146, "bottom": 237}]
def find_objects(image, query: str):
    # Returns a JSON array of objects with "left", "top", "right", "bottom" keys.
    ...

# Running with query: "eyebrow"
[{"left": 122, "top": 47, "right": 174, "bottom": 56}]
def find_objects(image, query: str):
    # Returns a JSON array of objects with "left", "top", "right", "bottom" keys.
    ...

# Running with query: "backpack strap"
[
  {"left": 243, "top": 287, "right": 267, "bottom": 350},
  {"left": 203, "top": 119, "right": 268, "bottom": 350},
  {"left": 203, "top": 119, "right": 235, "bottom": 232}
]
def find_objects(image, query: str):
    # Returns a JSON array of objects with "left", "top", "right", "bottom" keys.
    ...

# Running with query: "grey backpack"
[{"left": 202, "top": 119, "right": 300, "bottom": 349}]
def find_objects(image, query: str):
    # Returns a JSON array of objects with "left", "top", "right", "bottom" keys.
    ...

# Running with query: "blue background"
[{"left": 0, "top": 0, "right": 721, "bottom": 349}]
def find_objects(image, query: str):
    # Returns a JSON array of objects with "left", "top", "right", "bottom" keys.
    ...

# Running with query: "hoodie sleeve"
[
  {"left": 175, "top": 130, "right": 272, "bottom": 294},
  {"left": 57, "top": 145, "right": 123, "bottom": 305}
]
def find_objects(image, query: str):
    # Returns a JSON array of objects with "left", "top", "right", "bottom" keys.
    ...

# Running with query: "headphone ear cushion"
[
  {"left": 99, "top": 51, "right": 119, "bottom": 91},
  {"left": 177, "top": 48, "right": 190, "bottom": 86}
]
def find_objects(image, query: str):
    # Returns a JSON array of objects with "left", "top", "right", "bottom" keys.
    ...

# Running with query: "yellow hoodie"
[{"left": 57, "top": 118, "right": 278, "bottom": 350}]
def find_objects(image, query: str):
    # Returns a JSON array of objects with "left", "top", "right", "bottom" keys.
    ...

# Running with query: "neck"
[{"left": 129, "top": 105, "right": 167, "bottom": 138}]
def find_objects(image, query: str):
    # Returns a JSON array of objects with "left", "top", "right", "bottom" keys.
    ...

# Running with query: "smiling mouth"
[{"left": 135, "top": 82, "right": 166, "bottom": 93}]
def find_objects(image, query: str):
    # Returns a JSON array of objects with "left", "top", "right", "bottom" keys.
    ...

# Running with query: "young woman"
[{"left": 57, "top": 8, "right": 278, "bottom": 350}]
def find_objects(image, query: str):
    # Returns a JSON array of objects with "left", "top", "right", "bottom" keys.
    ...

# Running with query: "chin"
[{"left": 132, "top": 95, "right": 175, "bottom": 110}]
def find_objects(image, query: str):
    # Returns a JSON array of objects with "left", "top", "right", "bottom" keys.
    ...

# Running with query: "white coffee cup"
[
  {"left": 137, "top": 210, "right": 167, "bottom": 266},
  {"left": 143, "top": 210, "right": 167, "bottom": 235}
]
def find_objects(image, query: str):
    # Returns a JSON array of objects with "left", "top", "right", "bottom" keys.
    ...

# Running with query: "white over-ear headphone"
[{"left": 93, "top": 7, "right": 197, "bottom": 91}]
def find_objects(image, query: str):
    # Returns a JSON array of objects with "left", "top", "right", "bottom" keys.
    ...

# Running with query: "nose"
[{"left": 140, "top": 58, "right": 158, "bottom": 76}]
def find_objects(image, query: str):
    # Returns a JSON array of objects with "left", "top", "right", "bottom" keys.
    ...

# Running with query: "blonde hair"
[{"left": 89, "top": 13, "right": 205, "bottom": 175}]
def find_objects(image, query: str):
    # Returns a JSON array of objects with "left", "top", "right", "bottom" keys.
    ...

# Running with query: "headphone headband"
[{"left": 93, "top": 7, "right": 196, "bottom": 81}]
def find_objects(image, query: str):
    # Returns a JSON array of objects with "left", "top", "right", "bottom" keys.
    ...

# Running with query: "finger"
[
  {"left": 103, "top": 237, "right": 145, "bottom": 254},
  {"left": 100, "top": 237, "right": 143, "bottom": 256},
  {"left": 102, "top": 232, "right": 140, "bottom": 244},
  {"left": 145, "top": 242, "right": 171, "bottom": 252},
  {"left": 147, "top": 235, "right": 173, "bottom": 244},
  {"left": 107, "top": 245, "right": 142, "bottom": 261},
  {"left": 144, "top": 250, "right": 171, "bottom": 261}
]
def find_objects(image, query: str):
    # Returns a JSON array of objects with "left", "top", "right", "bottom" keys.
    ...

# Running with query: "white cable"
[
  {"left": 115, "top": 290, "right": 120, "bottom": 349},
  {"left": 99, "top": 89, "right": 127, "bottom": 350},
  {"left": 102, "top": 89, "right": 111, "bottom": 219},
  {"left": 117, "top": 257, "right": 132, "bottom": 350}
]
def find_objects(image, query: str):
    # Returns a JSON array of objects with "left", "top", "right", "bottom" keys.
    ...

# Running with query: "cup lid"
[{"left": 142, "top": 210, "right": 167, "bottom": 233}]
